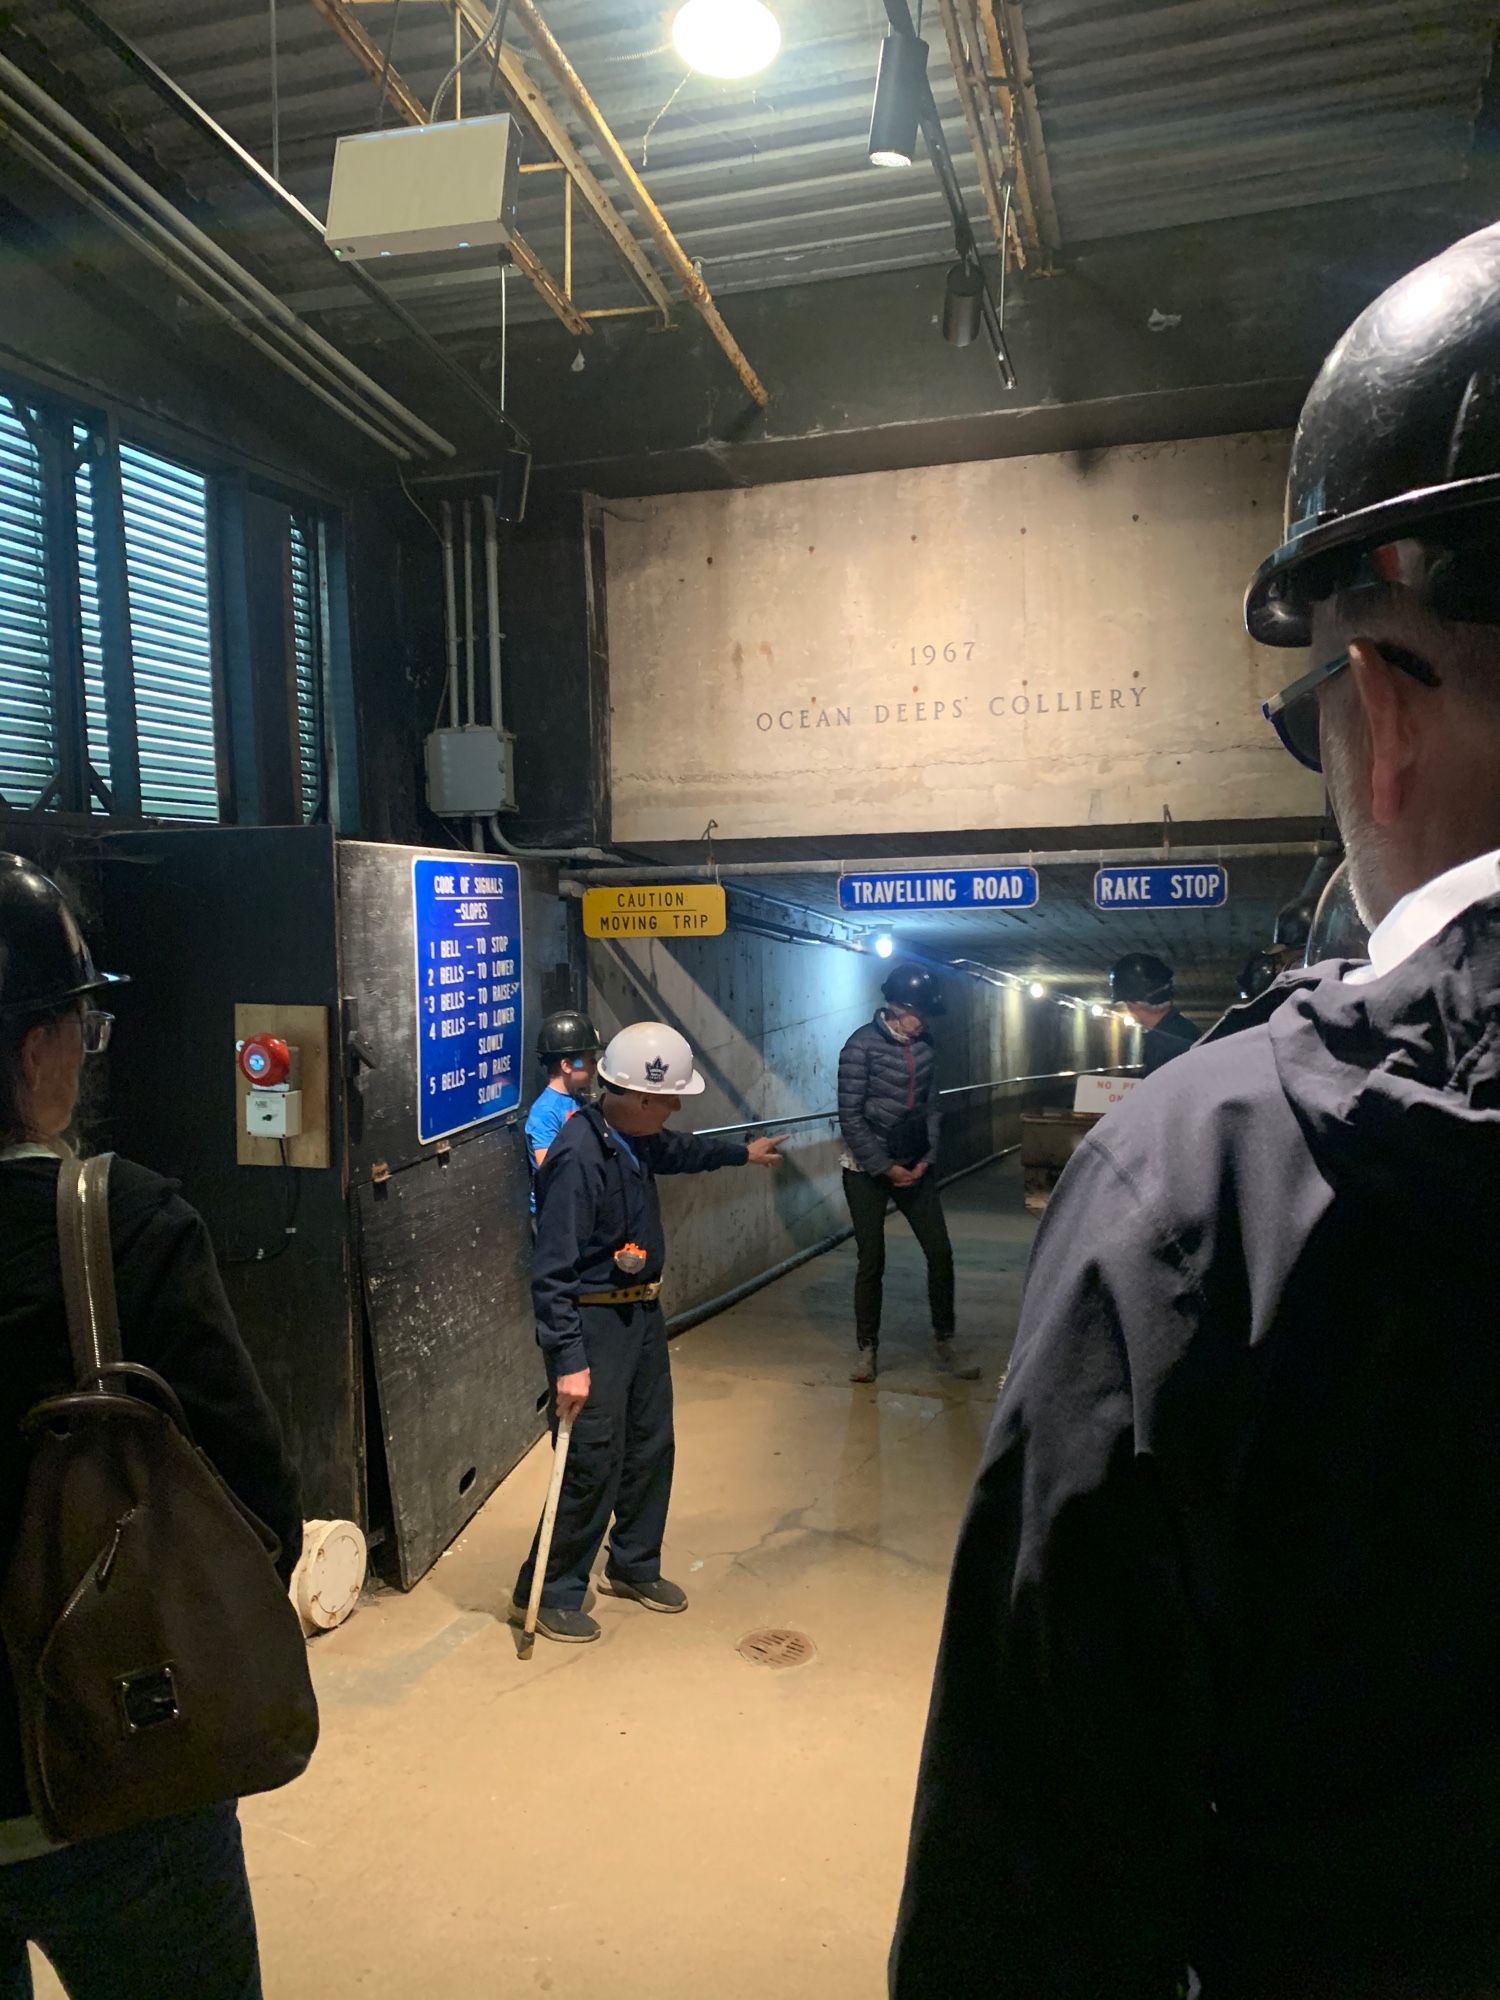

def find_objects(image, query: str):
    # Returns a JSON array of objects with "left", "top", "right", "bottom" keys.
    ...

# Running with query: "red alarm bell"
[{"left": 238, "top": 1034, "right": 292, "bottom": 1088}]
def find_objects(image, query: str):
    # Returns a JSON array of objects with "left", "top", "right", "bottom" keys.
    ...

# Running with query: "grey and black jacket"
[
  {"left": 893, "top": 893, "right": 1500, "bottom": 1999},
  {"left": 838, "top": 1012, "right": 940, "bottom": 1175}
]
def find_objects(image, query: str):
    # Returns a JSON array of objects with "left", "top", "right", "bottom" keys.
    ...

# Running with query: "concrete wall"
[
  {"left": 586, "top": 925, "right": 1126, "bottom": 1325},
  {"left": 603, "top": 432, "right": 1324, "bottom": 845}
]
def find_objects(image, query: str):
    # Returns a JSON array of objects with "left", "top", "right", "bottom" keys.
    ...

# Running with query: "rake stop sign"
[{"left": 1094, "top": 865, "right": 1228, "bottom": 910}]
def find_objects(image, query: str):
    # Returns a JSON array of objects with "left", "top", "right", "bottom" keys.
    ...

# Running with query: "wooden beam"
[
  {"left": 508, "top": 0, "right": 767, "bottom": 407},
  {"left": 302, "top": 0, "right": 590, "bottom": 337}
]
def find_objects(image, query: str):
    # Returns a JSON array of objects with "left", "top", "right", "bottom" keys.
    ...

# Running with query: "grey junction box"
[{"left": 324, "top": 114, "right": 521, "bottom": 262}]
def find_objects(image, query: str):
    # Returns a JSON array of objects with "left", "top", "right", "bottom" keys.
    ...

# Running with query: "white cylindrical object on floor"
[{"left": 290, "top": 1519, "right": 368, "bottom": 1635}]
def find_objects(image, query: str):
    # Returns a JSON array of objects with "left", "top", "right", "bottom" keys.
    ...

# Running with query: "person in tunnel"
[
  {"left": 524, "top": 1009, "right": 600, "bottom": 1213},
  {"left": 837, "top": 964, "right": 977, "bottom": 1384},
  {"left": 0, "top": 856, "right": 305, "bottom": 1999},
  {"left": 892, "top": 220, "right": 1500, "bottom": 1999},
  {"left": 511, "top": 1021, "right": 783, "bottom": 1645},
  {"left": 1107, "top": 952, "right": 1202, "bottom": 1073}
]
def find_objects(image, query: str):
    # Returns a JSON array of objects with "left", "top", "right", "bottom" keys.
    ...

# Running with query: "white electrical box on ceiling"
[
  {"left": 426, "top": 726, "right": 517, "bottom": 817},
  {"left": 325, "top": 114, "right": 522, "bottom": 262}
]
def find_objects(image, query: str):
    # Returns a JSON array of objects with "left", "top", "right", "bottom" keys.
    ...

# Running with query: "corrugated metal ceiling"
[
  {"left": 1028, "top": 0, "right": 1499, "bottom": 242},
  {"left": 8, "top": 0, "right": 1496, "bottom": 344}
]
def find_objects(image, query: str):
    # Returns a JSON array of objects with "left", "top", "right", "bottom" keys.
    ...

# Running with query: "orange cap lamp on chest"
[{"left": 238, "top": 1034, "right": 292, "bottom": 1088}]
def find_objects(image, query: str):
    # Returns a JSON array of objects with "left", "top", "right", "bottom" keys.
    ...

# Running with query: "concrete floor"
[{"left": 34, "top": 1159, "right": 1035, "bottom": 2000}]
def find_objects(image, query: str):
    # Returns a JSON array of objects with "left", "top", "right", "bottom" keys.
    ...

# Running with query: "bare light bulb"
[
  {"left": 672, "top": 0, "right": 781, "bottom": 79},
  {"left": 1028, "top": 981, "right": 1046, "bottom": 1000},
  {"left": 874, "top": 933, "right": 895, "bottom": 959}
]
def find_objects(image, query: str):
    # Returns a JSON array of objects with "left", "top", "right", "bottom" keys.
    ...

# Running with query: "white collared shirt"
[{"left": 1345, "top": 847, "right": 1500, "bottom": 985}]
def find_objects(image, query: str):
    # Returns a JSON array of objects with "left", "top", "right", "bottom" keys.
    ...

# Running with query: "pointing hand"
[{"left": 745, "top": 1137, "right": 784, "bottom": 1167}]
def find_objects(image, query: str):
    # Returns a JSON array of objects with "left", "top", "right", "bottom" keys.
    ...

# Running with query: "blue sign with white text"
[
  {"left": 413, "top": 857, "right": 524, "bottom": 1145},
  {"left": 1094, "top": 864, "right": 1228, "bottom": 911},
  {"left": 838, "top": 868, "right": 1039, "bottom": 913}
]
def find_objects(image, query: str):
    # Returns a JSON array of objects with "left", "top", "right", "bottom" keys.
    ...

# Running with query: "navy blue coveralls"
[{"left": 514, "top": 1104, "right": 748, "bottom": 1610}]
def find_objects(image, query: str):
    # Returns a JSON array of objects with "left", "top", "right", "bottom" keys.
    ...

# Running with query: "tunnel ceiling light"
[
  {"left": 1091, "top": 1003, "right": 1106, "bottom": 1018},
  {"left": 868, "top": 28, "right": 928, "bottom": 167},
  {"left": 943, "top": 260, "right": 984, "bottom": 347},
  {"left": 672, "top": 0, "right": 782, "bottom": 79},
  {"left": 874, "top": 932, "right": 896, "bottom": 959},
  {"left": 1028, "top": 981, "right": 1046, "bottom": 1000}
]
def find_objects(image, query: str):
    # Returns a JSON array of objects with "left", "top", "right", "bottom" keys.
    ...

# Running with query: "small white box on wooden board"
[{"left": 1073, "top": 1073, "right": 1140, "bottom": 1117}]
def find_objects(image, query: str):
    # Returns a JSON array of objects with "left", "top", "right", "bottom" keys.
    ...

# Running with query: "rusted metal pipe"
[
  {"left": 451, "top": 0, "right": 675, "bottom": 320},
  {"left": 508, "top": 0, "right": 769, "bottom": 408},
  {"left": 977, "top": 0, "right": 1061, "bottom": 248},
  {"left": 935, "top": 0, "right": 1018, "bottom": 271}
]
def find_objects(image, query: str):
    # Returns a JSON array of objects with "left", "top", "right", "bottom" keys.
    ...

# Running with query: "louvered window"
[
  {"left": 289, "top": 513, "right": 325, "bottom": 822},
  {"left": 0, "top": 396, "right": 54, "bottom": 810},
  {"left": 0, "top": 379, "right": 348, "bottom": 831},
  {"left": 119, "top": 445, "right": 218, "bottom": 820},
  {"left": 74, "top": 425, "right": 111, "bottom": 801}
]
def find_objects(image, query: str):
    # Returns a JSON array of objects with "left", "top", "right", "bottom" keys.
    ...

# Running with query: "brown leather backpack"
[{"left": 1, "top": 1153, "right": 319, "bottom": 1842}]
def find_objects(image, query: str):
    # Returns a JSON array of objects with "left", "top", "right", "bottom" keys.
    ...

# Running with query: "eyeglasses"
[
  {"left": 81, "top": 1010, "right": 114, "bottom": 1056},
  {"left": 1262, "top": 643, "right": 1440, "bottom": 773}
]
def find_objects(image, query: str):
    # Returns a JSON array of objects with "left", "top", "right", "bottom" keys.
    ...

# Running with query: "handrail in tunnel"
[{"left": 690, "top": 1065, "right": 1138, "bottom": 1139}]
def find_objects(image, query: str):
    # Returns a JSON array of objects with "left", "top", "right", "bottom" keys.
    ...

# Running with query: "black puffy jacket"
[{"left": 838, "top": 1012, "right": 940, "bottom": 1175}]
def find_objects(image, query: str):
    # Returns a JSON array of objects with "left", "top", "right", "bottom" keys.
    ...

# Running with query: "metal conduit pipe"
[
  {"left": 0, "top": 92, "right": 421, "bottom": 461},
  {"left": 483, "top": 496, "right": 504, "bottom": 733},
  {"left": 0, "top": 116, "right": 423, "bottom": 462},
  {"left": 462, "top": 499, "right": 476, "bottom": 727},
  {"left": 484, "top": 816, "right": 617, "bottom": 863},
  {"left": 0, "top": 53, "right": 453, "bottom": 460},
  {"left": 440, "top": 503, "right": 460, "bottom": 731},
  {"left": 691, "top": 1067, "right": 1118, "bottom": 1138},
  {"left": 57, "top": 0, "right": 530, "bottom": 445},
  {"left": 562, "top": 842, "right": 1323, "bottom": 885}
]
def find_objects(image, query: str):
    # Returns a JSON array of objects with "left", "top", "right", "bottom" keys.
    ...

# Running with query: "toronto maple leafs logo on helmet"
[{"left": 644, "top": 1055, "right": 669, "bottom": 1085}]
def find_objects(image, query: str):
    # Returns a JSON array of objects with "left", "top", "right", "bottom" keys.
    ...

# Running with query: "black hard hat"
[
  {"left": 535, "top": 1008, "right": 600, "bottom": 1062},
  {"left": 1109, "top": 952, "right": 1174, "bottom": 1005},
  {"left": 1237, "top": 951, "right": 1284, "bottom": 1004},
  {"left": 1246, "top": 222, "right": 1500, "bottom": 649},
  {"left": 0, "top": 854, "right": 125, "bottom": 1019},
  {"left": 1306, "top": 859, "right": 1371, "bottom": 966},
  {"left": 1273, "top": 850, "right": 1340, "bottom": 953},
  {"left": 881, "top": 962, "right": 945, "bottom": 1016}
]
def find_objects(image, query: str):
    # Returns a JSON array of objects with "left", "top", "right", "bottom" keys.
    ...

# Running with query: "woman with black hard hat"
[
  {"left": 1108, "top": 952, "right": 1203, "bottom": 1074},
  {"left": 0, "top": 855, "right": 303, "bottom": 1998},
  {"left": 836, "top": 963, "right": 977, "bottom": 1383}
]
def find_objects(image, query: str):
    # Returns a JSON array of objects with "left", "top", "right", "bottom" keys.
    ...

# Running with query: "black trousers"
[
  {"left": 843, "top": 1168, "right": 955, "bottom": 1348},
  {"left": 514, "top": 1301, "right": 675, "bottom": 1611},
  {"left": 0, "top": 1805, "right": 260, "bottom": 2000}
]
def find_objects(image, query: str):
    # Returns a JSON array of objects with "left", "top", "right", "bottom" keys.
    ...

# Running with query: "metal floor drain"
[{"left": 737, "top": 1628, "right": 816, "bottom": 1670}]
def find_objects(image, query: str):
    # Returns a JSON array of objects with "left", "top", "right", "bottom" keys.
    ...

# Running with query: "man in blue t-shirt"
[{"left": 525, "top": 1011, "right": 602, "bottom": 1207}]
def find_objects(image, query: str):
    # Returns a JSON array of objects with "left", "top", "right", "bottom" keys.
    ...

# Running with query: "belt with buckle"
[{"left": 575, "top": 1281, "right": 662, "bottom": 1307}]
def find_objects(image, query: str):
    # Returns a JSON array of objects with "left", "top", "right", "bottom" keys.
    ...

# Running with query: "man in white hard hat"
[{"left": 510, "top": 1020, "right": 783, "bottom": 1644}]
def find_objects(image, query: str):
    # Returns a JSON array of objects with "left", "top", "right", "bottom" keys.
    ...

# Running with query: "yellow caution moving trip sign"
[{"left": 582, "top": 884, "right": 727, "bottom": 939}]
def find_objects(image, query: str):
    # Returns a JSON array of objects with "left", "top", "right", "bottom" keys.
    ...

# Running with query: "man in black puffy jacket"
[{"left": 838, "top": 964, "right": 969, "bottom": 1383}]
